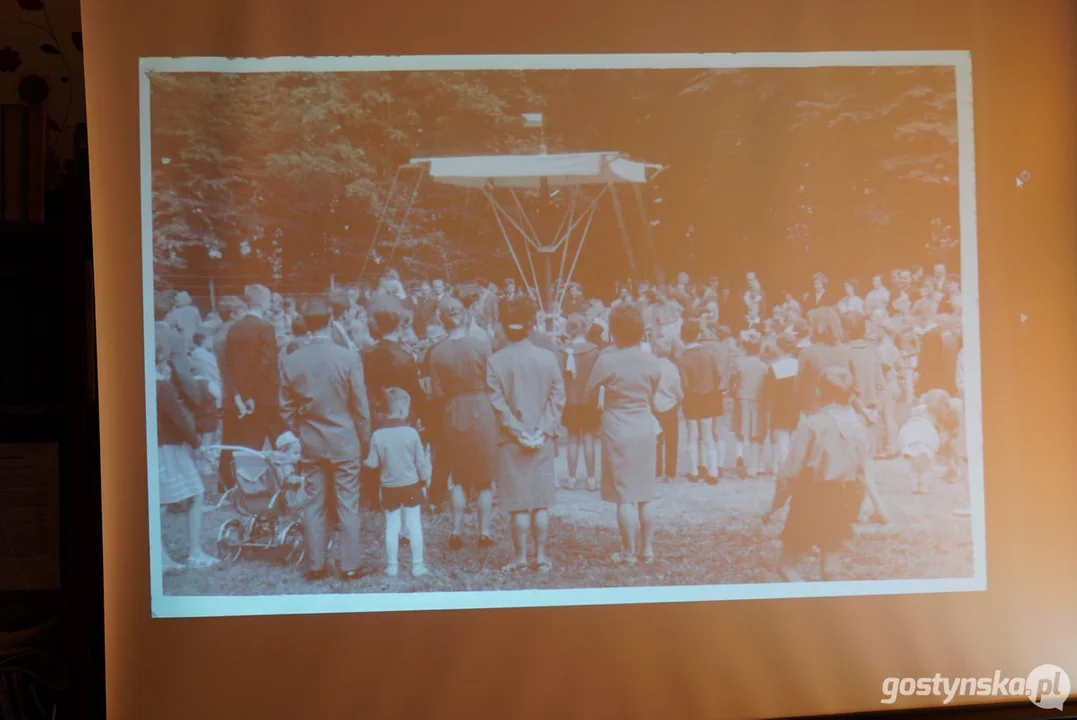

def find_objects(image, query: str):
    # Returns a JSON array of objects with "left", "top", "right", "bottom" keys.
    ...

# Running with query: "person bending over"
[{"left": 763, "top": 367, "right": 888, "bottom": 581}]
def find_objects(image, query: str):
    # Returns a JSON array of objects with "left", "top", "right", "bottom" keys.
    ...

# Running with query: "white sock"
[
  {"left": 385, "top": 509, "right": 401, "bottom": 568},
  {"left": 403, "top": 505, "right": 423, "bottom": 566}
]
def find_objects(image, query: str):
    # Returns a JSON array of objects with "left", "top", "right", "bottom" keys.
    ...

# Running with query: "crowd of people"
[{"left": 153, "top": 260, "right": 968, "bottom": 583}]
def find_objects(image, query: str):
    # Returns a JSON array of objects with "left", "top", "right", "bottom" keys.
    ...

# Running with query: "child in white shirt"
[
  {"left": 363, "top": 388, "right": 432, "bottom": 577},
  {"left": 900, "top": 389, "right": 958, "bottom": 494}
]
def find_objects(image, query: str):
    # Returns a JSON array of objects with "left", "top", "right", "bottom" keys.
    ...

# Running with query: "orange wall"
[{"left": 83, "top": 1, "right": 1077, "bottom": 718}]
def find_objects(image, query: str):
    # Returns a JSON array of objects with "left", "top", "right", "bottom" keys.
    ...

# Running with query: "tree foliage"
[{"left": 149, "top": 65, "right": 960, "bottom": 298}]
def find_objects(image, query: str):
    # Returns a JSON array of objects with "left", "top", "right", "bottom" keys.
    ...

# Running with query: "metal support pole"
[
  {"left": 632, "top": 183, "right": 665, "bottom": 286},
  {"left": 608, "top": 183, "right": 639, "bottom": 281},
  {"left": 539, "top": 176, "right": 554, "bottom": 314}
]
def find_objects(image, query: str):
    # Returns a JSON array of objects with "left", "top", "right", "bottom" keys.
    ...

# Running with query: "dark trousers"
[
  {"left": 655, "top": 407, "right": 680, "bottom": 478},
  {"left": 426, "top": 440, "right": 451, "bottom": 508},
  {"left": 301, "top": 456, "right": 363, "bottom": 574}
]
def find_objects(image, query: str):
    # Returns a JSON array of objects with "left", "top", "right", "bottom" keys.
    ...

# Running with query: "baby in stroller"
[{"left": 212, "top": 433, "right": 310, "bottom": 566}]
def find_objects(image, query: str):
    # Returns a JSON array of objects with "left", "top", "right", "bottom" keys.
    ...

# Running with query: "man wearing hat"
[
  {"left": 280, "top": 296, "right": 372, "bottom": 581},
  {"left": 166, "top": 290, "right": 203, "bottom": 341}
]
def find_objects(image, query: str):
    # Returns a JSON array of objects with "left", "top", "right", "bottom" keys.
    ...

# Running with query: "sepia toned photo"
[{"left": 140, "top": 52, "right": 984, "bottom": 618}]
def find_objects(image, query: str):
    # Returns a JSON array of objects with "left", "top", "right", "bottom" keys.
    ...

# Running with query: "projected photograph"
[{"left": 141, "top": 53, "right": 984, "bottom": 617}]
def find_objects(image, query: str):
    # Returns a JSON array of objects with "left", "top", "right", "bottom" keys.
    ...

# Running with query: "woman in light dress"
[
  {"left": 487, "top": 296, "right": 566, "bottom": 572},
  {"left": 584, "top": 303, "right": 663, "bottom": 564}
]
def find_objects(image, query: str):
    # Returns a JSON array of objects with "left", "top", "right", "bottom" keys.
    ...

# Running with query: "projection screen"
[
  {"left": 85, "top": 0, "right": 1077, "bottom": 718},
  {"left": 140, "top": 52, "right": 985, "bottom": 619}
]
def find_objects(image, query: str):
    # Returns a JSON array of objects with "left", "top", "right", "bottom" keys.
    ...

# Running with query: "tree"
[{"left": 149, "top": 65, "right": 961, "bottom": 300}]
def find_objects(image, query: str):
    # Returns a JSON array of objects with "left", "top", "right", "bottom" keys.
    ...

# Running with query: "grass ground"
[{"left": 161, "top": 428, "right": 974, "bottom": 597}]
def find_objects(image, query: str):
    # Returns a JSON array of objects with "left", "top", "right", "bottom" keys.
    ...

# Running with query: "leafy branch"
[{"left": 16, "top": 0, "right": 82, "bottom": 151}]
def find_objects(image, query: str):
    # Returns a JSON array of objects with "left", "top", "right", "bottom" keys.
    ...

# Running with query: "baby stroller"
[{"left": 209, "top": 445, "right": 309, "bottom": 567}]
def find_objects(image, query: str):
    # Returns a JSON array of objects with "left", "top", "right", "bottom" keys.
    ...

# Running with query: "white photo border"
[{"left": 139, "top": 51, "right": 985, "bottom": 619}]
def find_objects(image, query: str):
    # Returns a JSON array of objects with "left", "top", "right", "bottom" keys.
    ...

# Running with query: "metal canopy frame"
[{"left": 359, "top": 153, "right": 664, "bottom": 315}]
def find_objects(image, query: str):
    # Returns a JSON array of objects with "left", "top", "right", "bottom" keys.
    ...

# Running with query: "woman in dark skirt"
[
  {"left": 427, "top": 297, "right": 499, "bottom": 550},
  {"left": 762, "top": 366, "right": 888, "bottom": 581}
]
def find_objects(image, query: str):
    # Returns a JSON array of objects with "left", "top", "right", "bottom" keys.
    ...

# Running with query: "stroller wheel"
[
  {"left": 279, "top": 521, "right": 306, "bottom": 568},
  {"left": 217, "top": 518, "right": 245, "bottom": 564}
]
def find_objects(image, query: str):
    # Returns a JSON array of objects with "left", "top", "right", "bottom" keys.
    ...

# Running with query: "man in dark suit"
[
  {"left": 364, "top": 311, "right": 425, "bottom": 428},
  {"left": 361, "top": 310, "right": 425, "bottom": 508},
  {"left": 221, "top": 284, "right": 287, "bottom": 453},
  {"left": 281, "top": 296, "right": 371, "bottom": 581}
]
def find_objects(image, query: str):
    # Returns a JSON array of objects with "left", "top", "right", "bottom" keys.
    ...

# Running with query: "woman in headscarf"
[
  {"left": 487, "top": 296, "right": 566, "bottom": 572},
  {"left": 584, "top": 303, "right": 663, "bottom": 564},
  {"left": 427, "top": 296, "right": 500, "bottom": 550}
]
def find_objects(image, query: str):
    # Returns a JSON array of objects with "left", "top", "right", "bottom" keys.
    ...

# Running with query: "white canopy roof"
[{"left": 409, "top": 151, "right": 661, "bottom": 189}]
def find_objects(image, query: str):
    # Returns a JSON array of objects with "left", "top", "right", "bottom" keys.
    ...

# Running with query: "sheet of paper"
[{"left": 0, "top": 443, "right": 61, "bottom": 591}]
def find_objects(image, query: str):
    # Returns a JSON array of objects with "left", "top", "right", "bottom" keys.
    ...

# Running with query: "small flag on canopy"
[{"left": 522, "top": 113, "right": 544, "bottom": 128}]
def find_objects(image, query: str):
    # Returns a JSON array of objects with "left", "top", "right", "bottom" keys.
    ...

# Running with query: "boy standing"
[{"left": 364, "top": 387, "right": 431, "bottom": 577}]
